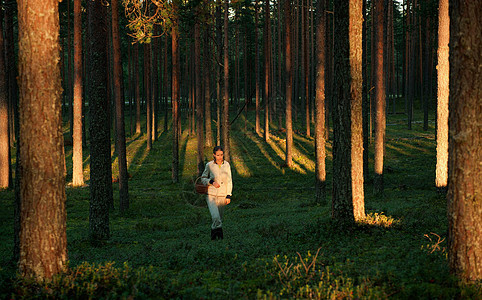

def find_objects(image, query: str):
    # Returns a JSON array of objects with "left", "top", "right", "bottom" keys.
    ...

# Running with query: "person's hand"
[
  {"left": 213, "top": 182, "right": 220, "bottom": 188},
  {"left": 225, "top": 197, "right": 231, "bottom": 205}
]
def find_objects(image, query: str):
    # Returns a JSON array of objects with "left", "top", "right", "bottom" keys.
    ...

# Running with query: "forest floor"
[{"left": 0, "top": 105, "right": 481, "bottom": 299}]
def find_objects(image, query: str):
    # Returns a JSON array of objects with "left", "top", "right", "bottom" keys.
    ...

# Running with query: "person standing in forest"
[{"left": 200, "top": 146, "right": 233, "bottom": 240}]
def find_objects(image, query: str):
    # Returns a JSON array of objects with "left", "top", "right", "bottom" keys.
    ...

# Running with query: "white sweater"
[{"left": 200, "top": 161, "right": 233, "bottom": 197}]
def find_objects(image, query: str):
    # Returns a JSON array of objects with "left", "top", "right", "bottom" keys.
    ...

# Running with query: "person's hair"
[{"left": 213, "top": 146, "right": 224, "bottom": 154}]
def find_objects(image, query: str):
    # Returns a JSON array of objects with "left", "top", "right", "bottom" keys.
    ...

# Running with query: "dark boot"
[
  {"left": 217, "top": 228, "right": 224, "bottom": 240},
  {"left": 211, "top": 229, "right": 216, "bottom": 240}
]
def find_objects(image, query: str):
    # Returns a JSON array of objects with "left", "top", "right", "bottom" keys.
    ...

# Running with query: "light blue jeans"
[{"left": 206, "top": 195, "right": 226, "bottom": 229}]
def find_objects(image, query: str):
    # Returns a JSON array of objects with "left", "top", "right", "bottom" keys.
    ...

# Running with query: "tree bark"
[
  {"left": 222, "top": 0, "right": 230, "bottom": 160},
  {"left": 435, "top": 0, "right": 449, "bottom": 190},
  {"left": 264, "top": 0, "right": 271, "bottom": 142},
  {"left": 255, "top": 0, "right": 261, "bottom": 136},
  {"left": 112, "top": 0, "right": 129, "bottom": 211},
  {"left": 373, "top": 0, "right": 386, "bottom": 195},
  {"left": 314, "top": 0, "right": 326, "bottom": 204},
  {"left": 72, "top": 0, "right": 84, "bottom": 187},
  {"left": 195, "top": 19, "right": 204, "bottom": 176},
  {"left": 447, "top": 0, "right": 482, "bottom": 282},
  {"left": 135, "top": 43, "right": 141, "bottom": 134},
  {"left": 145, "top": 43, "right": 152, "bottom": 150},
  {"left": 285, "top": 0, "right": 293, "bottom": 168},
  {"left": 204, "top": 15, "right": 213, "bottom": 148},
  {"left": 171, "top": 0, "right": 180, "bottom": 183},
  {"left": 332, "top": 0, "right": 365, "bottom": 222},
  {"left": 17, "top": 0, "right": 67, "bottom": 278},
  {"left": 87, "top": 0, "right": 112, "bottom": 241},
  {"left": 0, "top": 12, "right": 11, "bottom": 189}
]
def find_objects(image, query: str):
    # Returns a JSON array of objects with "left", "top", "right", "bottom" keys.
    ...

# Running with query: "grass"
[{"left": 0, "top": 103, "right": 481, "bottom": 299}]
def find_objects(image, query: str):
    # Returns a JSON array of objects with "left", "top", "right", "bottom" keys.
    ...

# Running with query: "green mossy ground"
[{"left": 0, "top": 104, "right": 480, "bottom": 299}]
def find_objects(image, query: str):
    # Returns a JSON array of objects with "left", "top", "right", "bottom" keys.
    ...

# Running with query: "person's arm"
[{"left": 200, "top": 163, "right": 212, "bottom": 186}]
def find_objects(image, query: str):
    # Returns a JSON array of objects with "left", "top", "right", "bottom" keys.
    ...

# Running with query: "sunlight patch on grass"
[
  {"left": 229, "top": 141, "right": 253, "bottom": 178},
  {"left": 245, "top": 132, "right": 283, "bottom": 172},
  {"left": 357, "top": 212, "right": 401, "bottom": 228}
]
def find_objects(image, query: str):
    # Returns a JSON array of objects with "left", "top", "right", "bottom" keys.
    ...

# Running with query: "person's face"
[{"left": 214, "top": 150, "right": 224, "bottom": 163}]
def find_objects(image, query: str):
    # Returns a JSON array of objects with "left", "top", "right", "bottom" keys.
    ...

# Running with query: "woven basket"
[{"left": 194, "top": 177, "right": 208, "bottom": 194}]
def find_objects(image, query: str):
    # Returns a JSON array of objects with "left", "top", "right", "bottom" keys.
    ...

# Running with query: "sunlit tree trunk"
[
  {"left": 172, "top": 0, "right": 180, "bottom": 183},
  {"left": 222, "top": 0, "right": 230, "bottom": 160},
  {"left": 254, "top": 0, "right": 261, "bottom": 135},
  {"left": 112, "top": 0, "right": 129, "bottom": 211},
  {"left": 17, "top": 0, "right": 67, "bottom": 278},
  {"left": 435, "top": 0, "right": 449, "bottom": 191},
  {"left": 362, "top": 0, "right": 369, "bottom": 183},
  {"left": 314, "top": 0, "right": 326, "bottom": 204},
  {"left": 0, "top": 13, "right": 11, "bottom": 189},
  {"left": 447, "top": 0, "right": 481, "bottom": 282},
  {"left": 88, "top": 0, "right": 112, "bottom": 241},
  {"left": 373, "top": 0, "right": 386, "bottom": 194},
  {"left": 264, "top": 0, "right": 271, "bottom": 142},
  {"left": 332, "top": 0, "right": 365, "bottom": 222},
  {"left": 285, "top": 0, "right": 293, "bottom": 168},
  {"left": 72, "top": 0, "right": 84, "bottom": 187}
]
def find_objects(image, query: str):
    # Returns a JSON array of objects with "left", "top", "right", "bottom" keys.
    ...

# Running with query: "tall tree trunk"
[
  {"left": 222, "top": 0, "right": 230, "bottom": 160},
  {"left": 195, "top": 20, "right": 204, "bottom": 175},
  {"left": 171, "top": 0, "right": 180, "bottom": 183},
  {"left": 302, "top": 0, "right": 310, "bottom": 137},
  {"left": 204, "top": 16, "right": 213, "bottom": 148},
  {"left": 373, "top": 0, "right": 386, "bottom": 195},
  {"left": 264, "top": 0, "right": 271, "bottom": 142},
  {"left": 285, "top": 0, "right": 293, "bottom": 168},
  {"left": 314, "top": 0, "right": 326, "bottom": 204},
  {"left": 67, "top": 0, "right": 73, "bottom": 143},
  {"left": 255, "top": 0, "right": 261, "bottom": 136},
  {"left": 72, "top": 0, "right": 84, "bottom": 187},
  {"left": 163, "top": 34, "right": 169, "bottom": 133},
  {"left": 135, "top": 43, "right": 141, "bottom": 134},
  {"left": 145, "top": 43, "right": 152, "bottom": 150},
  {"left": 332, "top": 0, "right": 365, "bottom": 222},
  {"left": 447, "top": 0, "right": 481, "bottom": 282},
  {"left": 435, "top": 0, "right": 449, "bottom": 190},
  {"left": 407, "top": 0, "right": 415, "bottom": 130},
  {"left": 112, "top": 0, "right": 129, "bottom": 211},
  {"left": 362, "top": 0, "right": 369, "bottom": 183},
  {"left": 0, "top": 12, "right": 11, "bottom": 189},
  {"left": 17, "top": 0, "right": 67, "bottom": 278},
  {"left": 87, "top": 0, "right": 112, "bottom": 241}
]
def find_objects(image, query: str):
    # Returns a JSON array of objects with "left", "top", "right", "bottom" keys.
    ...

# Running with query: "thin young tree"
[
  {"left": 373, "top": 0, "right": 386, "bottom": 194},
  {"left": 112, "top": 0, "right": 129, "bottom": 211},
  {"left": 87, "top": 0, "right": 112, "bottom": 240},
  {"left": 0, "top": 12, "right": 11, "bottom": 189},
  {"left": 314, "top": 0, "right": 326, "bottom": 204},
  {"left": 332, "top": 0, "right": 365, "bottom": 222},
  {"left": 17, "top": 0, "right": 67, "bottom": 278},
  {"left": 435, "top": 0, "right": 449, "bottom": 191},
  {"left": 222, "top": 0, "right": 230, "bottom": 160},
  {"left": 171, "top": 0, "right": 180, "bottom": 183},
  {"left": 284, "top": 0, "right": 293, "bottom": 168},
  {"left": 72, "top": 0, "right": 84, "bottom": 187},
  {"left": 447, "top": 0, "right": 481, "bottom": 283}
]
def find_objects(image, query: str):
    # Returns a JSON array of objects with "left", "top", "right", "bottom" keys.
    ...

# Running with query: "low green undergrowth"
[{"left": 1, "top": 109, "right": 481, "bottom": 299}]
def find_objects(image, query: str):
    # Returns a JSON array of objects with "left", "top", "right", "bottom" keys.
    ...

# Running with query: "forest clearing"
[
  {"left": 0, "top": 108, "right": 480, "bottom": 298},
  {"left": 0, "top": 0, "right": 480, "bottom": 298}
]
